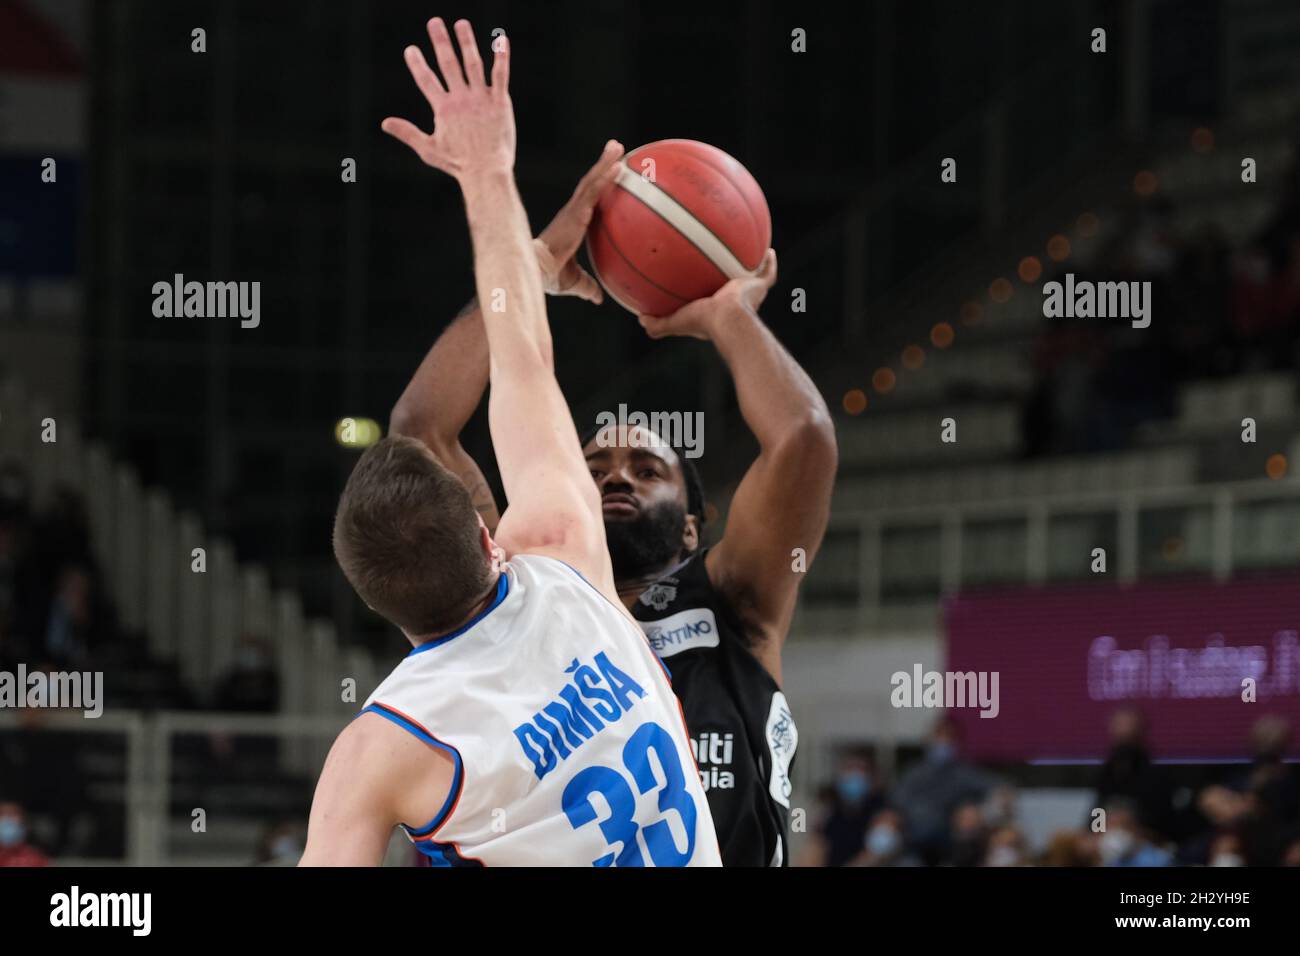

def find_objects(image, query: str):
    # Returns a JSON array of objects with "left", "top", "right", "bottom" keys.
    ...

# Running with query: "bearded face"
[
  {"left": 603, "top": 497, "right": 688, "bottom": 579},
  {"left": 584, "top": 425, "right": 696, "bottom": 581}
]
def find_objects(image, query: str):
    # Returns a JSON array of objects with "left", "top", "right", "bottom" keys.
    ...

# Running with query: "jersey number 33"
[{"left": 563, "top": 721, "right": 697, "bottom": 866}]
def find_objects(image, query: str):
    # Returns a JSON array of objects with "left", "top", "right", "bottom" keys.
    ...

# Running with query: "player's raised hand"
[
  {"left": 639, "top": 248, "right": 778, "bottom": 340},
  {"left": 381, "top": 18, "right": 514, "bottom": 181},
  {"left": 534, "top": 140, "right": 625, "bottom": 303}
]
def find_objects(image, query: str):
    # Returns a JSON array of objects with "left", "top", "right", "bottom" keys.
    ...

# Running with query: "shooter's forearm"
[
  {"left": 390, "top": 299, "right": 490, "bottom": 451},
  {"left": 709, "top": 301, "right": 833, "bottom": 450}
]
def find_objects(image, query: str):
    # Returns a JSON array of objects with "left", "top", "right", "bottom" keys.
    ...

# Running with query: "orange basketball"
[{"left": 585, "top": 139, "right": 771, "bottom": 317}]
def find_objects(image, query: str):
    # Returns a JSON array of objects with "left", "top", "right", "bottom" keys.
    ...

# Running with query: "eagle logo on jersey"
[
  {"left": 639, "top": 581, "right": 677, "bottom": 611},
  {"left": 765, "top": 692, "right": 798, "bottom": 809}
]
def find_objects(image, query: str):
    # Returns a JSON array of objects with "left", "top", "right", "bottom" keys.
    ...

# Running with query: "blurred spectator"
[
  {"left": 1206, "top": 831, "right": 1246, "bottom": 868},
  {"left": 215, "top": 634, "right": 280, "bottom": 713},
  {"left": 254, "top": 819, "right": 304, "bottom": 866},
  {"left": 1014, "top": 152, "right": 1300, "bottom": 454},
  {"left": 1118, "top": 197, "right": 1180, "bottom": 277},
  {"left": 1230, "top": 238, "right": 1300, "bottom": 372},
  {"left": 0, "top": 462, "right": 35, "bottom": 664},
  {"left": 1093, "top": 707, "right": 1172, "bottom": 838},
  {"left": 1237, "top": 715, "right": 1298, "bottom": 824},
  {"left": 890, "top": 716, "right": 997, "bottom": 864},
  {"left": 983, "top": 826, "right": 1029, "bottom": 867},
  {"left": 0, "top": 801, "right": 48, "bottom": 867},
  {"left": 981, "top": 784, "right": 1019, "bottom": 829},
  {"left": 0, "top": 706, "right": 102, "bottom": 858},
  {"left": 1282, "top": 836, "right": 1300, "bottom": 867},
  {"left": 1090, "top": 323, "right": 1177, "bottom": 451},
  {"left": 0, "top": 462, "right": 27, "bottom": 514},
  {"left": 946, "top": 801, "right": 988, "bottom": 866},
  {"left": 1022, "top": 320, "right": 1105, "bottom": 457},
  {"left": 1042, "top": 829, "right": 1100, "bottom": 867},
  {"left": 1177, "top": 718, "right": 1300, "bottom": 865},
  {"left": 852, "top": 808, "right": 921, "bottom": 867},
  {"left": 1238, "top": 135, "right": 1300, "bottom": 371},
  {"left": 207, "top": 634, "right": 282, "bottom": 768},
  {"left": 1184, "top": 783, "right": 1251, "bottom": 866},
  {"left": 26, "top": 486, "right": 94, "bottom": 573},
  {"left": 802, "top": 747, "right": 886, "bottom": 867},
  {"left": 1099, "top": 799, "right": 1172, "bottom": 867},
  {"left": 42, "top": 563, "right": 101, "bottom": 666},
  {"left": 795, "top": 784, "right": 836, "bottom": 867},
  {"left": 1168, "top": 223, "right": 1234, "bottom": 379},
  {"left": 0, "top": 482, "right": 124, "bottom": 670},
  {"left": 1219, "top": 715, "right": 1300, "bottom": 865}
]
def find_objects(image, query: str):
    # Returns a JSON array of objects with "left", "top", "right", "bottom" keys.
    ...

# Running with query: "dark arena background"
[{"left": 0, "top": 0, "right": 1298, "bottom": 933}]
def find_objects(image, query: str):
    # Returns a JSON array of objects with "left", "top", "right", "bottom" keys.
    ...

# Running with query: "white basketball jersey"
[{"left": 360, "top": 554, "right": 722, "bottom": 867}]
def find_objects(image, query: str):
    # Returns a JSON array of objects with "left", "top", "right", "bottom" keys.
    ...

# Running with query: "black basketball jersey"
[{"left": 629, "top": 549, "right": 797, "bottom": 867}]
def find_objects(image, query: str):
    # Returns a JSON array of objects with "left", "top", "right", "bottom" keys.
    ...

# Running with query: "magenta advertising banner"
[{"left": 944, "top": 575, "right": 1300, "bottom": 762}]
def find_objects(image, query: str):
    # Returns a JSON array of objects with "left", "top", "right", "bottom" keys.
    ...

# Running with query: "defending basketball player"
[
  {"left": 301, "top": 18, "right": 720, "bottom": 867},
  {"left": 389, "top": 100, "right": 838, "bottom": 866}
]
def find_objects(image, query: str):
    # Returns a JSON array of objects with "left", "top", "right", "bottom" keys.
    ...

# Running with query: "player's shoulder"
[
  {"left": 334, "top": 709, "right": 449, "bottom": 775},
  {"left": 309, "top": 713, "right": 400, "bottom": 818},
  {"left": 687, "top": 548, "right": 784, "bottom": 681},
  {"left": 330, "top": 709, "right": 408, "bottom": 770},
  {"left": 327, "top": 709, "right": 457, "bottom": 820}
]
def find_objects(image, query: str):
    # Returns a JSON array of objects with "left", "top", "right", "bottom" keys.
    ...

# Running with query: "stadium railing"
[
  {"left": 0, "top": 373, "right": 380, "bottom": 714},
  {"left": 799, "top": 466, "right": 1300, "bottom": 632},
  {"left": 0, "top": 709, "right": 353, "bottom": 865}
]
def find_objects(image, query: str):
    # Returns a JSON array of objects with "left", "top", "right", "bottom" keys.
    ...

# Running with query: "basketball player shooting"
[
  {"left": 390, "top": 64, "right": 839, "bottom": 867},
  {"left": 301, "top": 18, "right": 720, "bottom": 867}
]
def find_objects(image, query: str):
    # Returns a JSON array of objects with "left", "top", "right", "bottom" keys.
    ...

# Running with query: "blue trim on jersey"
[
  {"left": 557, "top": 558, "right": 597, "bottom": 590},
  {"left": 407, "top": 571, "right": 509, "bottom": 656},
  {"left": 414, "top": 840, "right": 483, "bottom": 867},
  {"left": 555, "top": 558, "right": 673, "bottom": 682},
  {"left": 359, "top": 703, "right": 464, "bottom": 836}
]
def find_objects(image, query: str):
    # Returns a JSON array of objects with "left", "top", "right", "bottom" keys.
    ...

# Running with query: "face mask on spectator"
[
  {"left": 866, "top": 825, "right": 901, "bottom": 858},
  {"left": 926, "top": 741, "right": 955, "bottom": 765},
  {"left": 271, "top": 836, "right": 301, "bottom": 860},
  {"left": 1210, "top": 853, "right": 1244, "bottom": 867},
  {"left": 836, "top": 771, "right": 870, "bottom": 805},
  {"left": 237, "top": 648, "right": 267, "bottom": 671},
  {"left": 982, "top": 793, "right": 1013, "bottom": 827},
  {"left": 0, "top": 817, "right": 25, "bottom": 848},
  {"left": 986, "top": 845, "right": 1021, "bottom": 867},
  {"left": 1099, "top": 829, "right": 1134, "bottom": 864}
]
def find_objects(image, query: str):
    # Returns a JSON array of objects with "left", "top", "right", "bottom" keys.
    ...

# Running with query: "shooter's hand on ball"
[
  {"left": 534, "top": 140, "right": 624, "bottom": 303},
  {"left": 638, "top": 248, "right": 778, "bottom": 340},
  {"left": 380, "top": 18, "right": 514, "bottom": 181}
]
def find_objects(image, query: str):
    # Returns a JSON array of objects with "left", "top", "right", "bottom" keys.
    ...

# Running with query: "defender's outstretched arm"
[
  {"left": 389, "top": 142, "right": 624, "bottom": 534},
  {"left": 381, "top": 18, "right": 617, "bottom": 593},
  {"left": 300, "top": 713, "right": 455, "bottom": 866}
]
